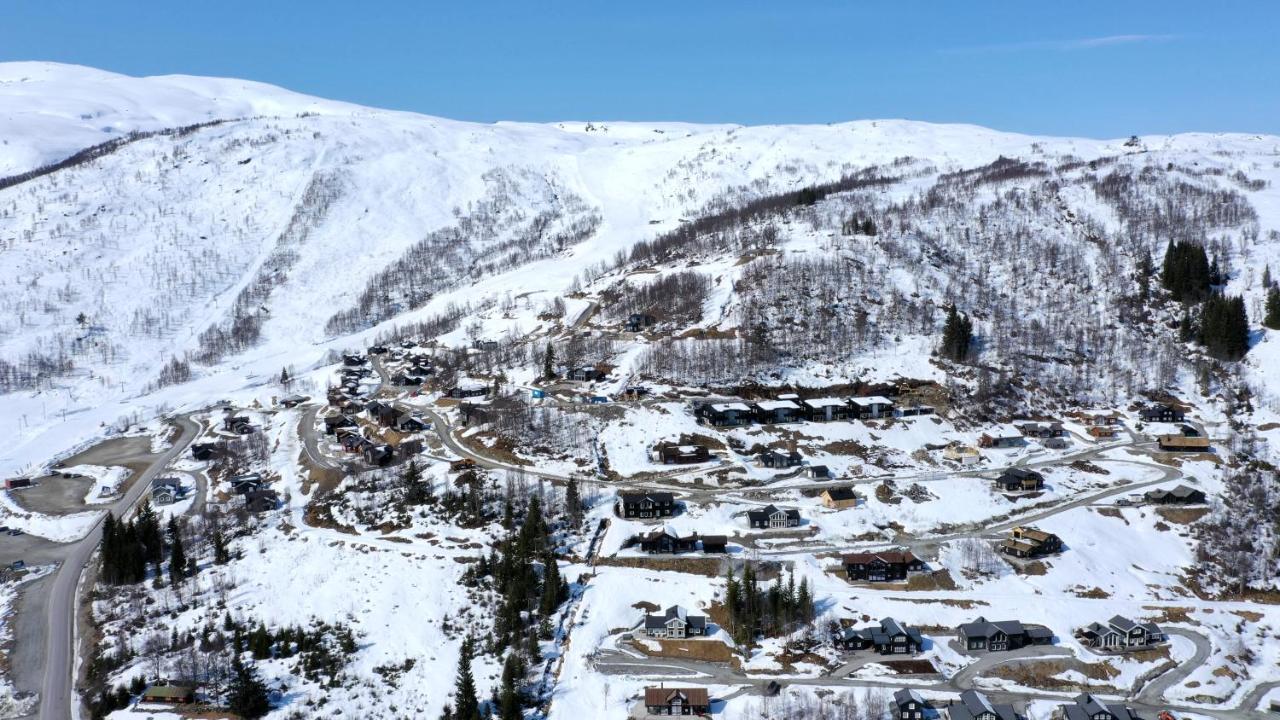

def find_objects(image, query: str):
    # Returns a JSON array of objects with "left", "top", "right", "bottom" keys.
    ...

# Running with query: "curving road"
[{"left": 31, "top": 415, "right": 200, "bottom": 720}]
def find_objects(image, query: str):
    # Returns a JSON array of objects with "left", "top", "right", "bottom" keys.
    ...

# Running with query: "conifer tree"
[
  {"left": 167, "top": 516, "right": 187, "bottom": 587},
  {"left": 1198, "top": 294, "right": 1250, "bottom": 360},
  {"left": 1178, "top": 307, "right": 1195, "bottom": 343},
  {"left": 227, "top": 655, "right": 271, "bottom": 719},
  {"left": 564, "top": 477, "right": 582, "bottom": 526},
  {"left": 939, "top": 305, "right": 974, "bottom": 361},
  {"left": 1161, "top": 239, "right": 1212, "bottom": 303},
  {"left": 452, "top": 636, "right": 481, "bottom": 720},
  {"left": 211, "top": 520, "right": 231, "bottom": 565},
  {"left": 542, "top": 344, "right": 555, "bottom": 380},
  {"left": 499, "top": 652, "right": 523, "bottom": 720},
  {"left": 1265, "top": 287, "right": 1280, "bottom": 331}
]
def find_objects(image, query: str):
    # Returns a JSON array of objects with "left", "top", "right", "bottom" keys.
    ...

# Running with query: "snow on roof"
[
  {"left": 985, "top": 423, "right": 1023, "bottom": 437},
  {"left": 849, "top": 396, "right": 893, "bottom": 406},
  {"left": 710, "top": 402, "right": 750, "bottom": 412},
  {"left": 802, "top": 397, "right": 846, "bottom": 408},
  {"left": 754, "top": 400, "right": 800, "bottom": 411}
]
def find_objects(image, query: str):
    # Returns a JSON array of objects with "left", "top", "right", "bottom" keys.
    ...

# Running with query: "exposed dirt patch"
[
  {"left": 988, "top": 658, "right": 1121, "bottom": 691},
  {"left": 1141, "top": 606, "right": 1193, "bottom": 623},
  {"left": 822, "top": 440, "right": 870, "bottom": 458},
  {"left": 596, "top": 556, "right": 727, "bottom": 577},
  {"left": 882, "top": 659, "right": 938, "bottom": 675},
  {"left": 634, "top": 638, "right": 738, "bottom": 665},
  {"left": 1094, "top": 507, "right": 1126, "bottom": 522},
  {"left": 894, "top": 597, "right": 989, "bottom": 609},
  {"left": 1073, "top": 586, "right": 1112, "bottom": 599},
  {"left": 1070, "top": 460, "right": 1110, "bottom": 475},
  {"left": 1017, "top": 561, "right": 1048, "bottom": 576},
  {"left": 1155, "top": 507, "right": 1209, "bottom": 525},
  {"left": 906, "top": 570, "right": 958, "bottom": 591}
]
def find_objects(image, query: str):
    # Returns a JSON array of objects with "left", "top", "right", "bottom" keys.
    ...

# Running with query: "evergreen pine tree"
[
  {"left": 499, "top": 652, "right": 523, "bottom": 720},
  {"left": 452, "top": 636, "right": 482, "bottom": 720},
  {"left": 1137, "top": 250, "right": 1154, "bottom": 302},
  {"left": 167, "top": 516, "right": 187, "bottom": 586},
  {"left": 1263, "top": 264, "right": 1273, "bottom": 290},
  {"left": 1178, "top": 307, "right": 1195, "bottom": 343},
  {"left": 539, "top": 551, "right": 561, "bottom": 616},
  {"left": 1265, "top": 287, "right": 1280, "bottom": 331},
  {"left": 1198, "top": 294, "right": 1250, "bottom": 360},
  {"left": 403, "top": 460, "right": 430, "bottom": 504},
  {"left": 212, "top": 522, "right": 230, "bottom": 565},
  {"left": 227, "top": 655, "right": 271, "bottom": 719},
  {"left": 101, "top": 512, "right": 119, "bottom": 585},
  {"left": 542, "top": 344, "right": 555, "bottom": 380},
  {"left": 1161, "top": 239, "right": 1212, "bottom": 302},
  {"left": 564, "top": 477, "right": 582, "bottom": 526},
  {"left": 939, "top": 305, "right": 974, "bottom": 361},
  {"left": 797, "top": 577, "right": 813, "bottom": 624},
  {"left": 135, "top": 500, "right": 164, "bottom": 567}
]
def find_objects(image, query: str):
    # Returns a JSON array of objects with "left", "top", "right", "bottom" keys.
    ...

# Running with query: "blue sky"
[{"left": 3, "top": 1, "right": 1277, "bottom": 137}]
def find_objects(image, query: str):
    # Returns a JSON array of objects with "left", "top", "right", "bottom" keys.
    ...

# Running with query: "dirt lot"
[
  {"left": 988, "top": 657, "right": 1122, "bottom": 692},
  {"left": 11, "top": 435, "right": 153, "bottom": 516},
  {"left": 596, "top": 556, "right": 728, "bottom": 577},
  {"left": 882, "top": 659, "right": 938, "bottom": 675},
  {"left": 633, "top": 637, "right": 738, "bottom": 664}
]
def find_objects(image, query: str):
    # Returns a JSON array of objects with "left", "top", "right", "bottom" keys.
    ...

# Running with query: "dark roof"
[
  {"left": 644, "top": 687, "right": 709, "bottom": 707},
  {"left": 619, "top": 491, "right": 674, "bottom": 504},
  {"left": 823, "top": 486, "right": 859, "bottom": 501},
  {"left": 958, "top": 616, "right": 1026, "bottom": 639},
  {"left": 841, "top": 549, "right": 920, "bottom": 566},
  {"left": 747, "top": 505, "right": 800, "bottom": 522},
  {"left": 644, "top": 605, "right": 707, "bottom": 631},
  {"left": 842, "top": 617, "right": 923, "bottom": 646},
  {"left": 950, "top": 690, "right": 1018, "bottom": 720},
  {"left": 1001, "top": 467, "right": 1042, "bottom": 481},
  {"left": 893, "top": 689, "right": 926, "bottom": 707},
  {"left": 1064, "top": 693, "right": 1138, "bottom": 720}
]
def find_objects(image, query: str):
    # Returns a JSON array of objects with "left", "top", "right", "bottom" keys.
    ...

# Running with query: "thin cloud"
[{"left": 943, "top": 34, "right": 1180, "bottom": 55}]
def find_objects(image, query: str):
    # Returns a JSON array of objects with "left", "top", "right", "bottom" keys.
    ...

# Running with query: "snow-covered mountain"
[{"left": 2, "top": 62, "right": 1279, "bottom": 477}]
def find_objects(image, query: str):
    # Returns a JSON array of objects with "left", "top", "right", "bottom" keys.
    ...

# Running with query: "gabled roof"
[
  {"left": 645, "top": 604, "right": 706, "bottom": 627},
  {"left": 959, "top": 616, "right": 1026, "bottom": 639},
  {"left": 841, "top": 549, "right": 919, "bottom": 566},
  {"left": 893, "top": 688, "right": 925, "bottom": 707},
  {"left": 644, "top": 687, "right": 709, "bottom": 707},
  {"left": 951, "top": 690, "right": 1018, "bottom": 720},
  {"left": 619, "top": 491, "right": 675, "bottom": 504},
  {"left": 1064, "top": 693, "right": 1138, "bottom": 720},
  {"left": 822, "top": 486, "right": 859, "bottom": 501},
  {"left": 747, "top": 505, "right": 799, "bottom": 522}
]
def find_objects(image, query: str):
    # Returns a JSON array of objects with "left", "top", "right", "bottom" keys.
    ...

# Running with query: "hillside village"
[{"left": 0, "top": 63, "right": 1279, "bottom": 720}]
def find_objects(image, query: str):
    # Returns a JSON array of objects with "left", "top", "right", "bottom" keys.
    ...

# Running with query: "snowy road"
[{"left": 29, "top": 415, "right": 200, "bottom": 720}]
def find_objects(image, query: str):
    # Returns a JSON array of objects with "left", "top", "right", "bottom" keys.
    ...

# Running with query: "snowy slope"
[{"left": 2, "top": 62, "right": 1279, "bottom": 481}]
